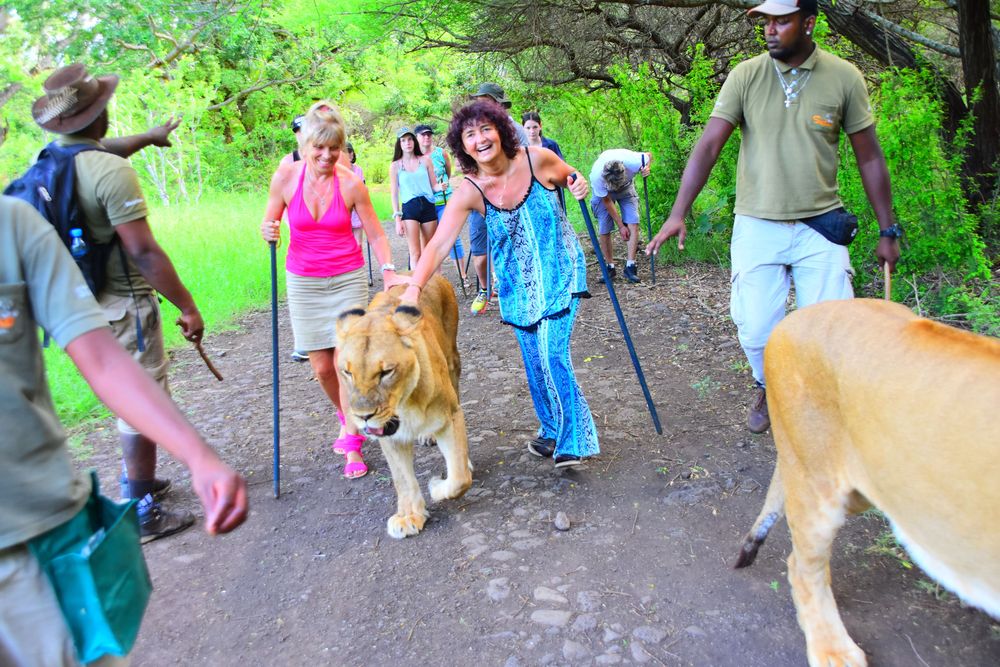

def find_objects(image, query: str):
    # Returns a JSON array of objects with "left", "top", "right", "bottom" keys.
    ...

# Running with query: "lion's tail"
[{"left": 734, "top": 462, "right": 785, "bottom": 569}]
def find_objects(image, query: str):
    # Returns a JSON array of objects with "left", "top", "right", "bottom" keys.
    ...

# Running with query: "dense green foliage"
[{"left": 1, "top": 2, "right": 996, "bottom": 426}]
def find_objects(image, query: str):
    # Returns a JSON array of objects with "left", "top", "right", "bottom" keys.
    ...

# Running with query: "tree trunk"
[{"left": 956, "top": 0, "right": 1000, "bottom": 206}]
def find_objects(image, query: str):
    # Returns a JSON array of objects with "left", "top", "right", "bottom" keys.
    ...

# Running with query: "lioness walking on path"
[{"left": 401, "top": 100, "right": 599, "bottom": 469}]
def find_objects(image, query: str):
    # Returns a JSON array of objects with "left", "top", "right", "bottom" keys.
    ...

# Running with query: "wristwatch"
[
  {"left": 879, "top": 223, "right": 904, "bottom": 239},
  {"left": 380, "top": 263, "right": 396, "bottom": 272}
]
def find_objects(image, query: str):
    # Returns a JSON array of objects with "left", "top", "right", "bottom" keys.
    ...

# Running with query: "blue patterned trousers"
[{"left": 512, "top": 298, "right": 600, "bottom": 458}]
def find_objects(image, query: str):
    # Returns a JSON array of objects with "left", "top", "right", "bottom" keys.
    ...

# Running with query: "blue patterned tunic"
[{"left": 469, "top": 151, "right": 589, "bottom": 330}]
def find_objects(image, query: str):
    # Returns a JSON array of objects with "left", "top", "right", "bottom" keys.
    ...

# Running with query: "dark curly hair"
[{"left": 447, "top": 100, "right": 520, "bottom": 175}]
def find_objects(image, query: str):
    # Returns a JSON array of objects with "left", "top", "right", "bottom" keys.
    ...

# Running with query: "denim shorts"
[
  {"left": 590, "top": 184, "right": 640, "bottom": 234},
  {"left": 401, "top": 197, "right": 437, "bottom": 224},
  {"left": 468, "top": 210, "right": 488, "bottom": 256}
]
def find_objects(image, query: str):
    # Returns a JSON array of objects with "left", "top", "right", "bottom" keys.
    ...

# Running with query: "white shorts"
[{"left": 729, "top": 214, "right": 854, "bottom": 384}]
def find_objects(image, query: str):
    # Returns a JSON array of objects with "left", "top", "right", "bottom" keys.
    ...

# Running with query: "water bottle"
[{"left": 69, "top": 228, "right": 87, "bottom": 258}]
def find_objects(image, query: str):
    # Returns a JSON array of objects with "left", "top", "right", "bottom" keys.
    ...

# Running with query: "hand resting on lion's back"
[
  {"left": 335, "top": 274, "right": 471, "bottom": 539},
  {"left": 736, "top": 298, "right": 1000, "bottom": 667}
]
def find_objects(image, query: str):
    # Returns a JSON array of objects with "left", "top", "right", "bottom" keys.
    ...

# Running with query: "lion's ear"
[
  {"left": 392, "top": 304, "right": 423, "bottom": 334},
  {"left": 336, "top": 307, "right": 367, "bottom": 340}
]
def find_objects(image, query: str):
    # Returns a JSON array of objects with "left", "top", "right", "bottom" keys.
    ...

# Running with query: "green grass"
[{"left": 47, "top": 186, "right": 396, "bottom": 427}]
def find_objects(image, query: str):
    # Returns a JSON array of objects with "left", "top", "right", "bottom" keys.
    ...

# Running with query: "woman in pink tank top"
[{"left": 261, "top": 101, "right": 405, "bottom": 479}]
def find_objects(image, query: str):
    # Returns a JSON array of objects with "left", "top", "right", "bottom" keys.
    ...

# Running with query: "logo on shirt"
[
  {"left": 0, "top": 298, "right": 19, "bottom": 337},
  {"left": 123, "top": 198, "right": 144, "bottom": 208},
  {"left": 811, "top": 113, "right": 835, "bottom": 129}
]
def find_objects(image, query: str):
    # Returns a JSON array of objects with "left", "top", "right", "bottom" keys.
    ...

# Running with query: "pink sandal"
[
  {"left": 333, "top": 433, "right": 368, "bottom": 479},
  {"left": 333, "top": 411, "right": 348, "bottom": 454}
]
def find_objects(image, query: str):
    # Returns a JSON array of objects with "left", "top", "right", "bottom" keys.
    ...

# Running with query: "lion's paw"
[
  {"left": 387, "top": 512, "right": 427, "bottom": 539},
  {"left": 807, "top": 641, "right": 867, "bottom": 667},
  {"left": 429, "top": 476, "right": 471, "bottom": 502}
]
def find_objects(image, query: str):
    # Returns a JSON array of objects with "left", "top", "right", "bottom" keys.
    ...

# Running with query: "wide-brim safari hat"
[{"left": 32, "top": 63, "right": 119, "bottom": 134}]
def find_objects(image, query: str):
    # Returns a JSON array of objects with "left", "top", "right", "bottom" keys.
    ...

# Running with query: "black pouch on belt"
[{"left": 800, "top": 207, "right": 859, "bottom": 246}]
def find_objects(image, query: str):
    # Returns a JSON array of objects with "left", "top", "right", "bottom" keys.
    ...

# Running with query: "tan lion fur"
[
  {"left": 336, "top": 275, "right": 471, "bottom": 539},
  {"left": 736, "top": 299, "right": 1000, "bottom": 667}
]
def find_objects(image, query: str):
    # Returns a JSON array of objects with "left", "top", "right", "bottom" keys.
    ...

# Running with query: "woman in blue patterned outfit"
[{"left": 401, "top": 100, "right": 598, "bottom": 467}]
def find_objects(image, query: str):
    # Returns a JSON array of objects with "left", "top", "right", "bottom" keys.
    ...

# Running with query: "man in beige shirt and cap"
[{"left": 647, "top": 0, "right": 902, "bottom": 433}]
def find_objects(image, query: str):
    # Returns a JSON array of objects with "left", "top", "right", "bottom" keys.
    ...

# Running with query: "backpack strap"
[{"left": 61, "top": 140, "right": 146, "bottom": 352}]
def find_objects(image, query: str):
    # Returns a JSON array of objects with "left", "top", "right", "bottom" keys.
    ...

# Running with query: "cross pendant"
[{"left": 784, "top": 99, "right": 791, "bottom": 108}]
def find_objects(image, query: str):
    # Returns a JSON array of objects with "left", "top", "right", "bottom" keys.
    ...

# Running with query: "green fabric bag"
[{"left": 27, "top": 470, "right": 152, "bottom": 663}]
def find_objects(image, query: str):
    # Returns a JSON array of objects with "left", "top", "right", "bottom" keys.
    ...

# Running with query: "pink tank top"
[{"left": 286, "top": 165, "right": 363, "bottom": 277}]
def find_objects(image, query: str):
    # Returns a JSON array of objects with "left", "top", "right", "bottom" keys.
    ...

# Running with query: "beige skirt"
[{"left": 286, "top": 267, "right": 369, "bottom": 351}]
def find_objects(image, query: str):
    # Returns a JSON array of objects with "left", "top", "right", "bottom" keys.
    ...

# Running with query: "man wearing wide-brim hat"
[
  {"left": 646, "top": 0, "right": 901, "bottom": 434},
  {"left": 31, "top": 63, "right": 205, "bottom": 542}
]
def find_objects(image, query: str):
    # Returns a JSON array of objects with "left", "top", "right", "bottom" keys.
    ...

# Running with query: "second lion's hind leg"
[{"left": 735, "top": 462, "right": 785, "bottom": 568}]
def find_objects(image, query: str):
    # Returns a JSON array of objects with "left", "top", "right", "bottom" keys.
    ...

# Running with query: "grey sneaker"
[
  {"left": 137, "top": 495, "right": 196, "bottom": 544},
  {"left": 748, "top": 385, "right": 770, "bottom": 434}
]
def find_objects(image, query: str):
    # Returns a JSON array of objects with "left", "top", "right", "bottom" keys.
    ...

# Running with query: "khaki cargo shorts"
[{"left": 99, "top": 292, "right": 169, "bottom": 436}]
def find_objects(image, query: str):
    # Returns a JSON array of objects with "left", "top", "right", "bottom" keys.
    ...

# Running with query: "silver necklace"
[
  {"left": 482, "top": 165, "right": 511, "bottom": 208},
  {"left": 772, "top": 59, "right": 812, "bottom": 108},
  {"left": 305, "top": 169, "right": 333, "bottom": 209}
]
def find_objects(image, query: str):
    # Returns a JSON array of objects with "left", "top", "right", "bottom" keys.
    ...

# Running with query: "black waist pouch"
[{"left": 800, "top": 207, "right": 859, "bottom": 246}]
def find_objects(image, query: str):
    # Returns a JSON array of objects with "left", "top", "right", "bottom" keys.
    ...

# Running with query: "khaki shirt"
[
  {"left": 55, "top": 136, "right": 153, "bottom": 297},
  {"left": 711, "top": 47, "right": 874, "bottom": 220},
  {"left": 0, "top": 197, "right": 108, "bottom": 549}
]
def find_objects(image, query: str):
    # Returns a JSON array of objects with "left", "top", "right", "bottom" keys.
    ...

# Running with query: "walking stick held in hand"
[
  {"left": 366, "top": 239, "right": 373, "bottom": 287},
  {"left": 571, "top": 174, "right": 663, "bottom": 435},
  {"left": 884, "top": 262, "right": 892, "bottom": 301},
  {"left": 641, "top": 154, "right": 656, "bottom": 285},
  {"left": 183, "top": 331, "right": 223, "bottom": 381},
  {"left": 269, "top": 240, "right": 281, "bottom": 498}
]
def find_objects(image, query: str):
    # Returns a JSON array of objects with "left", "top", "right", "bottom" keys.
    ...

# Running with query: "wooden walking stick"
[
  {"left": 175, "top": 318, "right": 224, "bottom": 381},
  {"left": 194, "top": 339, "right": 223, "bottom": 381},
  {"left": 884, "top": 262, "right": 892, "bottom": 301},
  {"left": 572, "top": 174, "right": 663, "bottom": 434}
]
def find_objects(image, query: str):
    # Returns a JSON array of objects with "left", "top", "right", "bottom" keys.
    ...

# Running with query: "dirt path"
[{"left": 77, "top": 227, "right": 998, "bottom": 666}]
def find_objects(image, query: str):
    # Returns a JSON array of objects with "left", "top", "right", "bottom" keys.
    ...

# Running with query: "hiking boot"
[
  {"left": 290, "top": 350, "right": 309, "bottom": 362},
  {"left": 120, "top": 476, "right": 172, "bottom": 503},
  {"left": 527, "top": 437, "right": 556, "bottom": 458},
  {"left": 623, "top": 263, "right": 639, "bottom": 283},
  {"left": 748, "top": 385, "right": 770, "bottom": 433},
  {"left": 137, "top": 495, "right": 196, "bottom": 544},
  {"left": 597, "top": 264, "right": 616, "bottom": 284},
  {"left": 470, "top": 289, "right": 489, "bottom": 315},
  {"left": 554, "top": 454, "right": 584, "bottom": 469}
]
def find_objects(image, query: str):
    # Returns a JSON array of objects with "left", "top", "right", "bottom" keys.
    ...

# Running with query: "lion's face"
[{"left": 336, "top": 305, "right": 422, "bottom": 437}]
